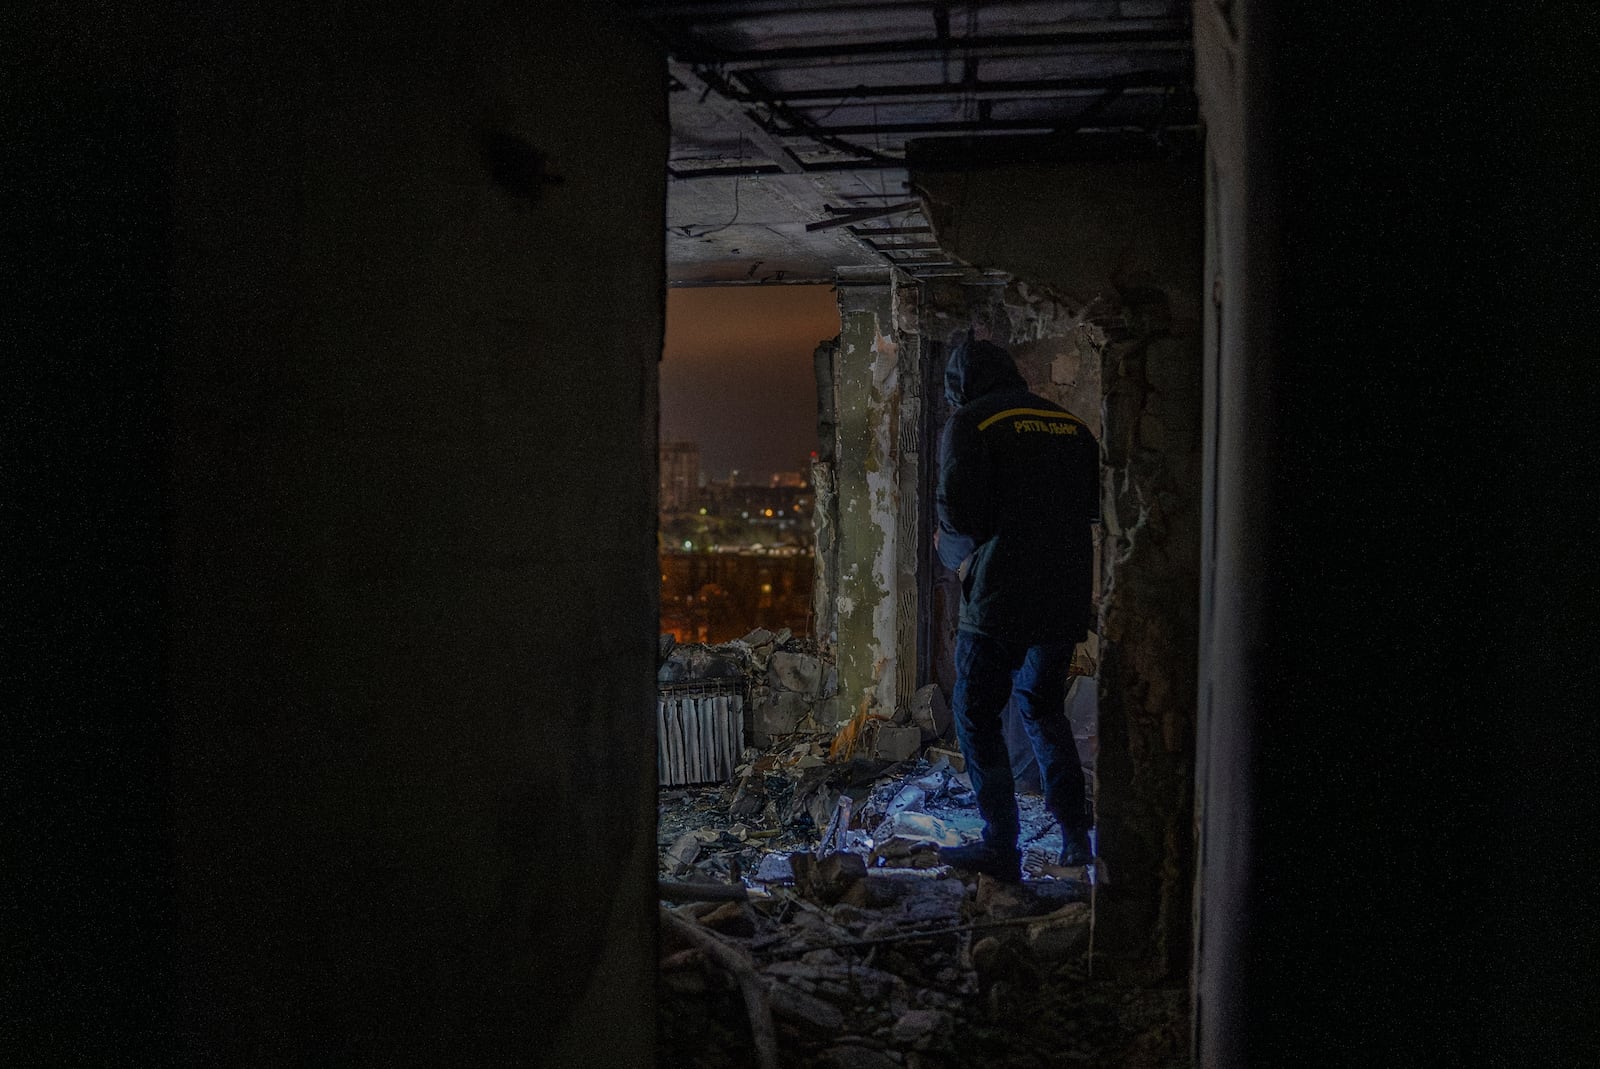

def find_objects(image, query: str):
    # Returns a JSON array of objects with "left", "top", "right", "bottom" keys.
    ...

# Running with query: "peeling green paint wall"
[{"left": 834, "top": 274, "right": 901, "bottom": 723}]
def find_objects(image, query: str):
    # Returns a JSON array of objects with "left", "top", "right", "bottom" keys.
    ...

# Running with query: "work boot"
[
  {"left": 1058, "top": 826, "right": 1093, "bottom": 867},
  {"left": 938, "top": 840, "right": 1022, "bottom": 882}
]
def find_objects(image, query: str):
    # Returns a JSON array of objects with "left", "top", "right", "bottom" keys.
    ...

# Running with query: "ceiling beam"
[
  {"left": 779, "top": 117, "right": 1157, "bottom": 137},
  {"left": 849, "top": 225, "right": 932, "bottom": 236},
  {"left": 667, "top": 158, "right": 909, "bottom": 180},
  {"left": 692, "top": 25, "right": 1193, "bottom": 70},
  {"left": 728, "top": 77, "right": 1183, "bottom": 107},
  {"left": 667, "top": 59, "right": 806, "bottom": 174},
  {"left": 636, "top": 0, "right": 960, "bottom": 18},
  {"left": 804, "top": 201, "right": 922, "bottom": 232},
  {"left": 858, "top": 241, "right": 943, "bottom": 250}
]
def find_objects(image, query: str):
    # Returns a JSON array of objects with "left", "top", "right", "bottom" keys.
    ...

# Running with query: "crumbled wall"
[
  {"left": 914, "top": 157, "right": 1203, "bottom": 983},
  {"left": 659, "top": 630, "right": 841, "bottom": 748}
]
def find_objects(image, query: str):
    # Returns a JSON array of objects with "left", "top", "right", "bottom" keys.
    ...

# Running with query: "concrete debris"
[
  {"left": 755, "top": 689, "right": 815, "bottom": 738},
  {"left": 769, "top": 648, "right": 825, "bottom": 694},
  {"left": 741, "top": 627, "right": 777, "bottom": 648},
  {"left": 660, "top": 905, "right": 779, "bottom": 1069},
  {"left": 872, "top": 724, "right": 921, "bottom": 762},
  {"left": 808, "top": 851, "right": 867, "bottom": 904},
  {"left": 662, "top": 634, "right": 841, "bottom": 749},
  {"left": 753, "top": 853, "right": 794, "bottom": 884},
  {"left": 656, "top": 729, "right": 1169, "bottom": 1069}
]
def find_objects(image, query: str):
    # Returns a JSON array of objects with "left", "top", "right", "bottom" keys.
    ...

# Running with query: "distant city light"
[
  {"left": 683, "top": 540, "right": 693, "bottom": 549},
  {"left": 698, "top": 507, "right": 707, "bottom": 515}
]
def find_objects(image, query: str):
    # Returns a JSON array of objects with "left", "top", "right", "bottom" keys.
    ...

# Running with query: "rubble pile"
[
  {"left": 655, "top": 631, "right": 1181, "bottom": 1066},
  {"left": 660, "top": 629, "right": 841, "bottom": 748},
  {"left": 657, "top": 742, "right": 1184, "bottom": 1067}
]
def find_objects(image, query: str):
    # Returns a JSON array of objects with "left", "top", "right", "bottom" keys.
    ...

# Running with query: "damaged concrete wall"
[
  {"left": 11, "top": 4, "right": 665, "bottom": 1064},
  {"left": 811, "top": 339, "right": 841, "bottom": 647},
  {"left": 891, "top": 281, "right": 929, "bottom": 720},
  {"left": 915, "top": 157, "right": 1203, "bottom": 983},
  {"left": 833, "top": 269, "right": 905, "bottom": 726},
  {"left": 921, "top": 276, "right": 1106, "bottom": 439}
]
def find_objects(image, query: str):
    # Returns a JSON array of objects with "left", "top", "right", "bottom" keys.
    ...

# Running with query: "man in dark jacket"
[{"left": 935, "top": 338, "right": 1099, "bottom": 881}]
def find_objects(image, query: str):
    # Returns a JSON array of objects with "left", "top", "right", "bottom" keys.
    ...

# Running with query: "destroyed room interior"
[{"left": 11, "top": 2, "right": 1590, "bottom": 1067}]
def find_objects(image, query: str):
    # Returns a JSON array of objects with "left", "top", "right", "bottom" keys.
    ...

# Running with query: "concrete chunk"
[
  {"left": 873, "top": 724, "right": 921, "bottom": 762},
  {"left": 753, "top": 853, "right": 795, "bottom": 884},
  {"left": 754, "top": 689, "right": 813, "bottom": 740},
  {"left": 814, "top": 851, "right": 867, "bottom": 902},
  {"left": 769, "top": 649, "right": 823, "bottom": 694}
]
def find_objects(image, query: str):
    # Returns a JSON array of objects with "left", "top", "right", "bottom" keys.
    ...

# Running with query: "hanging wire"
[
  {"left": 691, "top": 133, "right": 744, "bottom": 238},
  {"left": 805, "top": 86, "right": 864, "bottom": 127}
]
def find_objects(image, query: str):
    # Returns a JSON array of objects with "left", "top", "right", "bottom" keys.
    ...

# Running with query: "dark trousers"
[{"left": 951, "top": 629, "right": 1091, "bottom": 850}]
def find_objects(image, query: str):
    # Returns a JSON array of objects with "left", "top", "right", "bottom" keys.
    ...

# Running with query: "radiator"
[{"left": 657, "top": 686, "right": 745, "bottom": 786}]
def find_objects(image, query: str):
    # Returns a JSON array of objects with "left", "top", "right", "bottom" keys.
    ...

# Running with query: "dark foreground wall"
[
  {"left": 1194, "top": 3, "right": 1597, "bottom": 1065},
  {"left": 9, "top": 4, "right": 665, "bottom": 1064}
]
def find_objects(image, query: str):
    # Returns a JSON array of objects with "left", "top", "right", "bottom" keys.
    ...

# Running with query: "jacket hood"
[{"left": 945, "top": 338, "right": 1026, "bottom": 408}]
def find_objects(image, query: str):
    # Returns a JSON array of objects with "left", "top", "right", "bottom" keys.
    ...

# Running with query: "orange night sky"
[{"left": 660, "top": 285, "right": 840, "bottom": 483}]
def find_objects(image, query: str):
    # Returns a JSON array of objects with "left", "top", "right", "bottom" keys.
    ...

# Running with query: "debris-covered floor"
[{"left": 657, "top": 741, "right": 1187, "bottom": 1068}]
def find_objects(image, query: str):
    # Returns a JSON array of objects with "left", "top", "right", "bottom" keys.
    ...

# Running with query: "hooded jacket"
[{"left": 936, "top": 339, "right": 1100, "bottom": 643}]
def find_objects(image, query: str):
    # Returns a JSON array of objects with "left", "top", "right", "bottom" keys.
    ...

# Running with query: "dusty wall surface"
[
  {"left": 915, "top": 157, "right": 1203, "bottom": 983},
  {"left": 10, "top": 4, "right": 665, "bottom": 1064},
  {"left": 918, "top": 161, "right": 1203, "bottom": 328}
]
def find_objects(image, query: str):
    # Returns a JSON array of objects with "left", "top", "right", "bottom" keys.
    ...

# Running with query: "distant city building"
[
  {"left": 660, "top": 441, "right": 700, "bottom": 511},
  {"left": 770, "top": 470, "right": 808, "bottom": 488}
]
